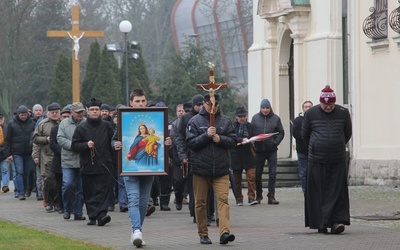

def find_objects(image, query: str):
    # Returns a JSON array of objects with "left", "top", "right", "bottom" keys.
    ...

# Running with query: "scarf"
[{"left": 238, "top": 123, "right": 248, "bottom": 138}]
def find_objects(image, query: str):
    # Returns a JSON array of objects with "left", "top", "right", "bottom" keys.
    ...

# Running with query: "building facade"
[{"left": 249, "top": 0, "right": 400, "bottom": 185}]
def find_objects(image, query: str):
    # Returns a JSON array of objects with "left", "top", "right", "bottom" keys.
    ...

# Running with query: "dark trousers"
[
  {"left": 42, "top": 172, "right": 57, "bottom": 205},
  {"left": 150, "top": 176, "right": 160, "bottom": 204},
  {"left": 107, "top": 168, "right": 117, "bottom": 208},
  {"left": 255, "top": 151, "right": 277, "bottom": 195},
  {"left": 159, "top": 173, "right": 172, "bottom": 206},
  {"left": 54, "top": 172, "right": 63, "bottom": 210},
  {"left": 171, "top": 163, "right": 187, "bottom": 205}
]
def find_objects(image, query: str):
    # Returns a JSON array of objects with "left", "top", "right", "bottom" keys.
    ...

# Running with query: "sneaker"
[
  {"left": 236, "top": 199, "right": 244, "bottom": 206},
  {"left": 18, "top": 194, "right": 26, "bottom": 200},
  {"left": 45, "top": 205, "right": 54, "bottom": 212},
  {"left": 182, "top": 197, "right": 189, "bottom": 205},
  {"left": 248, "top": 199, "right": 258, "bottom": 206},
  {"left": 1, "top": 186, "right": 9, "bottom": 193},
  {"left": 130, "top": 230, "right": 143, "bottom": 247}
]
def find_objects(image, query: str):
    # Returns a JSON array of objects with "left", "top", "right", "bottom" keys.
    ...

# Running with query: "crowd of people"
[{"left": 0, "top": 85, "right": 352, "bottom": 247}]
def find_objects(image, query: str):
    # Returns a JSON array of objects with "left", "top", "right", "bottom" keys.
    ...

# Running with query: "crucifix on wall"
[
  {"left": 196, "top": 63, "right": 227, "bottom": 126},
  {"left": 47, "top": 4, "right": 104, "bottom": 102}
]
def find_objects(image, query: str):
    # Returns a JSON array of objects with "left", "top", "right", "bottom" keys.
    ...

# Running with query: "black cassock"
[
  {"left": 305, "top": 161, "right": 350, "bottom": 229},
  {"left": 81, "top": 173, "right": 110, "bottom": 221}
]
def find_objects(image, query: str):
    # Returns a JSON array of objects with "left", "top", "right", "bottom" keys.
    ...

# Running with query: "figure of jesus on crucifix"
[
  {"left": 67, "top": 32, "right": 84, "bottom": 60},
  {"left": 196, "top": 62, "right": 227, "bottom": 126}
]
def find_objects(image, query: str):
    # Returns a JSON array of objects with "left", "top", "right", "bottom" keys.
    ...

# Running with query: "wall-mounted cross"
[{"left": 47, "top": 4, "right": 104, "bottom": 102}]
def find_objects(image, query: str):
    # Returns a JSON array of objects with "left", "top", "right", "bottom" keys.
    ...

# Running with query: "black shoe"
[
  {"left": 119, "top": 206, "right": 128, "bottom": 212},
  {"left": 220, "top": 233, "right": 235, "bottom": 244},
  {"left": 153, "top": 199, "right": 159, "bottom": 206},
  {"left": 331, "top": 223, "right": 345, "bottom": 234},
  {"left": 37, "top": 196, "right": 43, "bottom": 201},
  {"left": 146, "top": 205, "right": 155, "bottom": 216},
  {"left": 87, "top": 220, "right": 96, "bottom": 226},
  {"left": 318, "top": 228, "right": 328, "bottom": 234},
  {"left": 216, "top": 218, "right": 219, "bottom": 227},
  {"left": 160, "top": 205, "right": 171, "bottom": 211},
  {"left": 58, "top": 209, "right": 64, "bottom": 214},
  {"left": 63, "top": 212, "right": 71, "bottom": 220},
  {"left": 176, "top": 203, "right": 182, "bottom": 211},
  {"left": 74, "top": 215, "right": 86, "bottom": 221},
  {"left": 25, "top": 190, "right": 32, "bottom": 197},
  {"left": 209, "top": 215, "right": 216, "bottom": 221},
  {"left": 108, "top": 206, "right": 115, "bottom": 212},
  {"left": 97, "top": 215, "right": 111, "bottom": 226},
  {"left": 200, "top": 236, "right": 212, "bottom": 244},
  {"left": 256, "top": 193, "right": 263, "bottom": 204},
  {"left": 207, "top": 218, "right": 211, "bottom": 226},
  {"left": 18, "top": 194, "right": 26, "bottom": 200}
]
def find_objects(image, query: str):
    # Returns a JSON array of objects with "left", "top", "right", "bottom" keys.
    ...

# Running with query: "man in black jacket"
[
  {"left": 302, "top": 85, "right": 352, "bottom": 234},
  {"left": 291, "top": 101, "right": 313, "bottom": 193},
  {"left": 174, "top": 94, "right": 204, "bottom": 220},
  {"left": 231, "top": 107, "right": 257, "bottom": 206},
  {"left": 4, "top": 105, "right": 36, "bottom": 200},
  {"left": 250, "top": 99, "right": 285, "bottom": 205},
  {"left": 186, "top": 94, "right": 236, "bottom": 245},
  {"left": 71, "top": 98, "right": 114, "bottom": 226}
]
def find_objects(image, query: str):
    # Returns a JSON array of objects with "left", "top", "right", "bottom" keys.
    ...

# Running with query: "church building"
[{"left": 249, "top": 0, "right": 400, "bottom": 186}]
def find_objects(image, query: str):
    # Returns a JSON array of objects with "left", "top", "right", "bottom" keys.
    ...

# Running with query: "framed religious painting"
[{"left": 117, "top": 107, "right": 169, "bottom": 176}]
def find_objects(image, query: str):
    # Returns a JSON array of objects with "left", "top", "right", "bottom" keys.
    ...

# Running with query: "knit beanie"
[
  {"left": 192, "top": 94, "right": 204, "bottom": 106},
  {"left": 101, "top": 104, "right": 110, "bottom": 111},
  {"left": 17, "top": 105, "right": 29, "bottom": 114},
  {"left": 260, "top": 99, "right": 271, "bottom": 109},
  {"left": 320, "top": 85, "right": 336, "bottom": 103}
]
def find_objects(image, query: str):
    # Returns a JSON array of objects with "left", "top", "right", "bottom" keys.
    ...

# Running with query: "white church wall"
[{"left": 349, "top": 1, "right": 400, "bottom": 186}]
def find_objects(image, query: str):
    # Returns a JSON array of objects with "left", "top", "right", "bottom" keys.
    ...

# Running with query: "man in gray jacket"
[{"left": 57, "top": 102, "right": 86, "bottom": 221}]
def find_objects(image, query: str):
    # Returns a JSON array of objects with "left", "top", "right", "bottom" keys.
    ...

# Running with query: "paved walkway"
[{"left": 1, "top": 182, "right": 400, "bottom": 249}]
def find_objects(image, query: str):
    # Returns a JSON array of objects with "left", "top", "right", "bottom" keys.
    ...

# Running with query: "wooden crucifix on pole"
[
  {"left": 196, "top": 68, "right": 227, "bottom": 126},
  {"left": 47, "top": 4, "right": 104, "bottom": 102}
]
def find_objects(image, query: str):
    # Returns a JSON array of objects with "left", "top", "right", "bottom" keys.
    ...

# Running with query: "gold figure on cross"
[{"left": 196, "top": 64, "right": 227, "bottom": 126}]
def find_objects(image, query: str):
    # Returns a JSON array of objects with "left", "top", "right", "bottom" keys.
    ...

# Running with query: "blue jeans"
[
  {"left": 1, "top": 160, "right": 10, "bottom": 188},
  {"left": 13, "top": 155, "right": 35, "bottom": 195},
  {"left": 124, "top": 176, "right": 154, "bottom": 232},
  {"left": 62, "top": 168, "right": 84, "bottom": 216},
  {"left": 118, "top": 176, "right": 127, "bottom": 207},
  {"left": 255, "top": 151, "right": 277, "bottom": 195},
  {"left": 297, "top": 153, "right": 308, "bottom": 193}
]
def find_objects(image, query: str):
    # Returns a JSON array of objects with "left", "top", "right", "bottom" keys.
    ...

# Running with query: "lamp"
[{"left": 119, "top": 20, "right": 132, "bottom": 106}]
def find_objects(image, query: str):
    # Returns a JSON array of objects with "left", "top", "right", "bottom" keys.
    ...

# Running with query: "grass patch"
[{"left": 0, "top": 220, "right": 112, "bottom": 250}]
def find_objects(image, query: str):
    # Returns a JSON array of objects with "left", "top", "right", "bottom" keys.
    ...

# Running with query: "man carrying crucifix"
[{"left": 186, "top": 93, "right": 237, "bottom": 245}]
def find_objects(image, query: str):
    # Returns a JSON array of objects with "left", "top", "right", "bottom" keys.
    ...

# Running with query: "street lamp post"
[{"left": 119, "top": 20, "right": 132, "bottom": 106}]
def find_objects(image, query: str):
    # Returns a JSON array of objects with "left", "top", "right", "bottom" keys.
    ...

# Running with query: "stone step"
[{"left": 240, "top": 159, "right": 300, "bottom": 188}]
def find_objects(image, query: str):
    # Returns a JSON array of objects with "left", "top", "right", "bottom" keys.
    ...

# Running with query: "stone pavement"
[{"left": 1, "top": 182, "right": 400, "bottom": 250}]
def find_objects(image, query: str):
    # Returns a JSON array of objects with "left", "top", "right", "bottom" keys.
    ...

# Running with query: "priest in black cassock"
[
  {"left": 302, "top": 85, "right": 352, "bottom": 234},
  {"left": 72, "top": 98, "right": 115, "bottom": 226}
]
